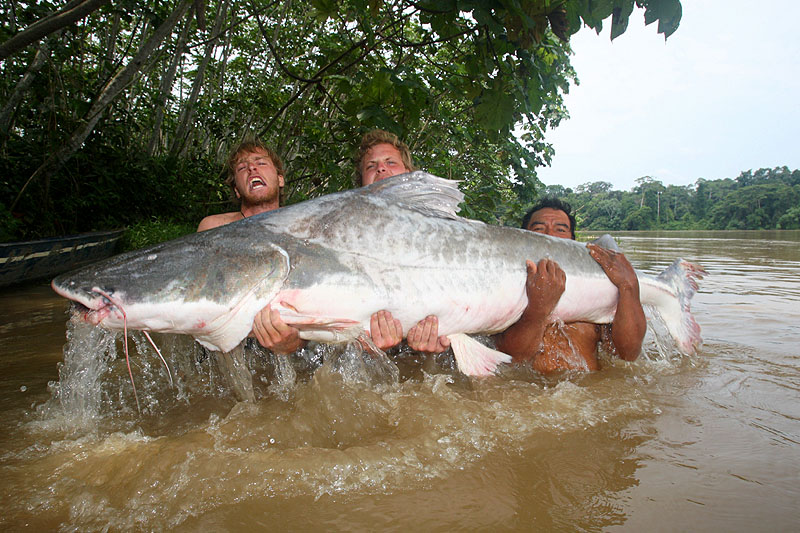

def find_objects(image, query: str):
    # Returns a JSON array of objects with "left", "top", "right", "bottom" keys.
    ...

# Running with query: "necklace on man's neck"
[{"left": 240, "top": 209, "right": 246, "bottom": 219}]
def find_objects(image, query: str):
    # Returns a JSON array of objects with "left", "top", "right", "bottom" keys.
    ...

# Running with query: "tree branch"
[
  {"left": 0, "top": 0, "right": 111, "bottom": 61},
  {"left": 0, "top": 36, "right": 53, "bottom": 134},
  {"left": 252, "top": 4, "right": 320, "bottom": 83},
  {"left": 11, "top": 0, "right": 193, "bottom": 211}
]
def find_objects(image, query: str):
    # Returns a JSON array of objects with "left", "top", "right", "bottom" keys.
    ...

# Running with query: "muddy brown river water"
[{"left": 1, "top": 230, "right": 798, "bottom": 531}]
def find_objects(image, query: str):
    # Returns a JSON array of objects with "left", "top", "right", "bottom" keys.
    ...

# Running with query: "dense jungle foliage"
[
  {"left": 543, "top": 166, "right": 800, "bottom": 231},
  {"left": 0, "top": 0, "right": 683, "bottom": 245}
]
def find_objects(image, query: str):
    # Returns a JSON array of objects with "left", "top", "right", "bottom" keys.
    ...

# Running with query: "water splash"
[
  {"left": 37, "top": 318, "right": 118, "bottom": 430},
  {"left": 642, "top": 304, "right": 692, "bottom": 363},
  {"left": 325, "top": 341, "right": 400, "bottom": 387},
  {"left": 549, "top": 319, "right": 592, "bottom": 371},
  {"left": 35, "top": 323, "right": 229, "bottom": 429},
  {"left": 266, "top": 349, "right": 298, "bottom": 402}
]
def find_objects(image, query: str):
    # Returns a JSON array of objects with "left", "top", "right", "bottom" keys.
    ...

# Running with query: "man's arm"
[
  {"left": 493, "top": 259, "right": 566, "bottom": 362},
  {"left": 586, "top": 244, "right": 646, "bottom": 361}
]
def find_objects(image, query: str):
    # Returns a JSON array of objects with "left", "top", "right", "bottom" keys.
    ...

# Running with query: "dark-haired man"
[{"left": 494, "top": 198, "right": 647, "bottom": 373}]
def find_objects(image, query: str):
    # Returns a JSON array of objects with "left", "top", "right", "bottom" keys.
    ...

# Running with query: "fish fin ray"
[
  {"left": 448, "top": 333, "right": 511, "bottom": 376},
  {"left": 278, "top": 309, "right": 361, "bottom": 331},
  {"left": 367, "top": 171, "right": 465, "bottom": 220},
  {"left": 357, "top": 331, "right": 386, "bottom": 357},
  {"left": 652, "top": 259, "right": 706, "bottom": 354},
  {"left": 291, "top": 320, "right": 366, "bottom": 343}
]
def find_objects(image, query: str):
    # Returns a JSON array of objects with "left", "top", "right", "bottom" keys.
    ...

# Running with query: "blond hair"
[{"left": 354, "top": 129, "right": 416, "bottom": 184}]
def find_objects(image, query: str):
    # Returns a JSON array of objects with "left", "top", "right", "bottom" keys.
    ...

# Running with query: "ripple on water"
[
  {"left": 3, "top": 231, "right": 800, "bottom": 530},
  {"left": 0, "top": 320, "right": 680, "bottom": 530}
]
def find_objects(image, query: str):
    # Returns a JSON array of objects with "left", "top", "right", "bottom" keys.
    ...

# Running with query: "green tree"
[
  {"left": 622, "top": 206, "right": 654, "bottom": 230},
  {"left": 1, "top": 0, "right": 684, "bottom": 241},
  {"left": 777, "top": 206, "right": 800, "bottom": 229},
  {"left": 543, "top": 166, "right": 800, "bottom": 231}
]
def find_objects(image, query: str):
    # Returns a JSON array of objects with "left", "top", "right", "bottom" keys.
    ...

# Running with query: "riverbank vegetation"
[
  {"left": 1, "top": 0, "right": 683, "bottom": 246},
  {"left": 544, "top": 166, "right": 800, "bottom": 231}
]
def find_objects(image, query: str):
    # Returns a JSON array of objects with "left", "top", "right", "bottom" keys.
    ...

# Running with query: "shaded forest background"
[
  {"left": 0, "top": 0, "right": 688, "bottom": 246},
  {"left": 14, "top": 1, "right": 796, "bottom": 246}
]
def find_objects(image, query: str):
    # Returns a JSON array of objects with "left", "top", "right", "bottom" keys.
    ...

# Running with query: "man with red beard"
[
  {"left": 198, "top": 140, "right": 303, "bottom": 354},
  {"left": 197, "top": 140, "right": 284, "bottom": 231}
]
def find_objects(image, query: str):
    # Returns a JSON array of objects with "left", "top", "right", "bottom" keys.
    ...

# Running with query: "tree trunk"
[
  {"left": 98, "top": 8, "right": 121, "bottom": 82},
  {"left": 11, "top": 0, "right": 193, "bottom": 212},
  {"left": 213, "top": 4, "right": 234, "bottom": 101},
  {"left": 147, "top": 5, "right": 195, "bottom": 156},
  {"left": 170, "top": 0, "right": 229, "bottom": 158},
  {"left": 0, "top": 36, "right": 53, "bottom": 135},
  {"left": 0, "top": 0, "right": 111, "bottom": 61}
]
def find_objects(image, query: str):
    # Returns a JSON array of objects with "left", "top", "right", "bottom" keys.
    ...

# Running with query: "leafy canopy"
[{"left": 0, "top": 0, "right": 682, "bottom": 241}]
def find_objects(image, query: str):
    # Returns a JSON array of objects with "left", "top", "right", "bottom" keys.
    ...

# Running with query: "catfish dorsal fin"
[
  {"left": 366, "top": 171, "right": 465, "bottom": 220},
  {"left": 588, "top": 234, "right": 622, "bottom": 252}
]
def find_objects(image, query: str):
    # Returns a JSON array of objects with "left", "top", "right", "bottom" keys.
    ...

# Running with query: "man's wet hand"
[
  {"left": 252, "top": 305, "right": 305, "bottom": 354},
  {"left": 370, "top": 310, "right": 403, "bottom": 350},
  {"left": 407, "top": 315, "right": 450, "bottom": 354},
  {"left": 587, "top": 243, "right": 639, "bottom": 292},
  {"left": 523, "top": 258, "right": 566, "bottom": 319}
]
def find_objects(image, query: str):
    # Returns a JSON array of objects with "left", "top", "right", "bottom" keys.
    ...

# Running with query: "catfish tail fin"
[{"left": 654, "top": 259, "right": 706, "bottom": 354}]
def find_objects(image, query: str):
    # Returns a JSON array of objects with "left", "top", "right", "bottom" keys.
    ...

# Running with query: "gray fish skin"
[{"left": 52, "top": 172, "right": 703, "bottom": 375}]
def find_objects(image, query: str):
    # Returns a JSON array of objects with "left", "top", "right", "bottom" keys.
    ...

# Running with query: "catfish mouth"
[
  {"left": 66, "top": 300, "right": 113, "bottom": 325},
  {"left": 52, "top": 280, "right": 118, "bottom": 325}
]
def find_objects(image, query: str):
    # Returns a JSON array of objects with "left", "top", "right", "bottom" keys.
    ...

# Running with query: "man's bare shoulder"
[{"left": 197, "top": 212, "right": 241, "bottom": 232}]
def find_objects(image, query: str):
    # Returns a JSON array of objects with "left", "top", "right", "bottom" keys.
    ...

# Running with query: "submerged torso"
[{"left": 532, "top": 322, "right": 604, "bottom": 373}]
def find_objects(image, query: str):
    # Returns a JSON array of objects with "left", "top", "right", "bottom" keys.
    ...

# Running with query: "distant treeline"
[{"left": 542, "top": 167, "right": 800, "bottom": 231}]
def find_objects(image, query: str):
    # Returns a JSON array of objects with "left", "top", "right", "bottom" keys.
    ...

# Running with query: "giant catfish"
[{"left": 52, "top": 172, "right": 704, "bottom": 375}]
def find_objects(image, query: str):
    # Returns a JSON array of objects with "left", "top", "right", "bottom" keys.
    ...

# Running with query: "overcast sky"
[{"left": 536, "top": 0, "right": 800, "bottom": 192}]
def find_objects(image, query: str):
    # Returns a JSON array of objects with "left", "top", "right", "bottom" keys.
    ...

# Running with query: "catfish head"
[{"left": 52, "top": 224, "right": 290, "bottom": 352}]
